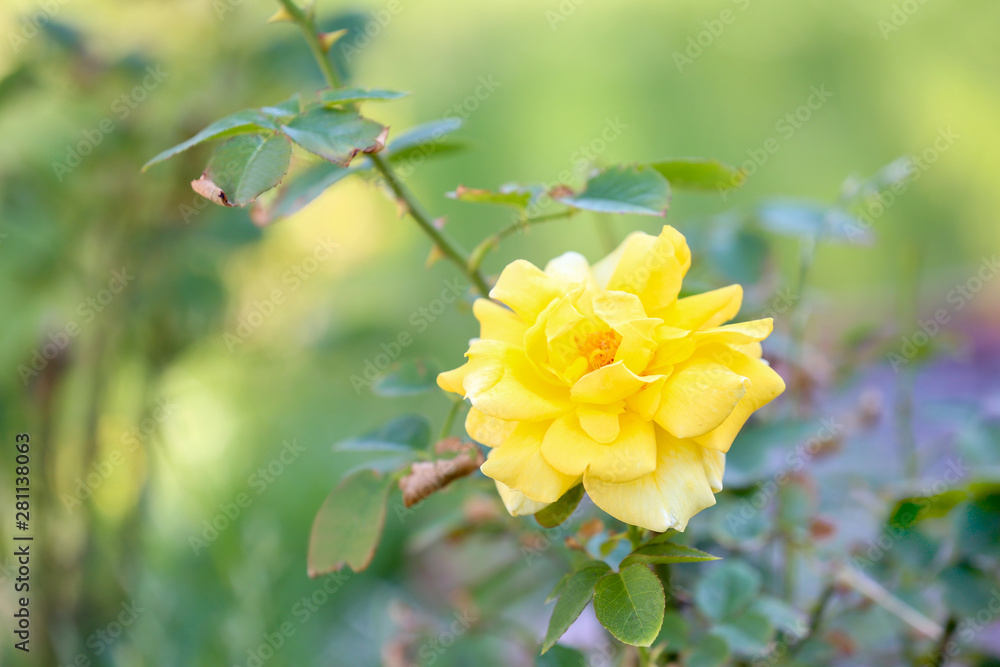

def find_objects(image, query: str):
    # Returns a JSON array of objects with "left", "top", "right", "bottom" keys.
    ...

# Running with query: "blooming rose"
[{"left": 438, "top": 225, "right": 784, "bottom": 531}]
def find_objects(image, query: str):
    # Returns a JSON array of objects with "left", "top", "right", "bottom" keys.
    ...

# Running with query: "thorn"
[
  {"left": 319, "top": 28, "right": 348, "bottom": 51},
  {"left": 425, "top": 245, "right": 445, "bottom": 269},
  {"left": 266, "top": 6, "right": 295, "bottom": 23}
]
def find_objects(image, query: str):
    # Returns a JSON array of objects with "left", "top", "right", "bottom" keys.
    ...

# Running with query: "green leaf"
[
  {"left": 261, "top": 161, "right": 363, "bottom": 223},
  {"left": 372, "top": 359, "right": 441, "bottom": 397},
  {"left": 282, "top": 107, "right": 387, "bottom": 166},
  {"left": 143, "top": 109, "right": 279, "bottom": 170},
  {"left": 686, "top": 634, "right": 730, "bottom": 667},
  {"left": 642, "top": 530, "right": 678, "bottom": 546},
  {"left": 648, "top": 158, "right": 743, "bottom": 192},
  {"left": 260, "top": 93, "right": 301, "bottom": 119},
  {"left": 751, "top": 596, "right": 807, "bottom": 635},
  {"left": 956, "top": 489, "right": 1000, "bottom": 557},
  {"left": 712, "top": 612, "right": 774, "bottom": 655},
  {"left": 333, "top": 414, "right": 431, "bottom": 453},
  {"left": 202, "top": 134, "right": 292, "bottom": 207},
  {"left": 620, "top": 542, "right": 719, "bottom": 569},
  {"left": 319, "top": 88, "right": 409, "bottom": 106},
  {"left": 558, "top": 165, "right": 670, "bottom": 216},
  {"left": 542, "top": 562, "right": 611, "bottom": 653},
  {"left": 537, "top": 645, "right": 587, "bottom": 667},
  {"left": 694, "top": 561, "right": 761, "bottom": 621},
  {"left": 655, "top": 610, "right": 689, "bottom": 649},
  {"left": 546, "top": 573, "right": 572, "bottom": 604},
  {"left": 386, "top": 118, "right": 467, "bottom": 164},
  {"left": 754, "top": 200, "right": 867, "bottom": 243},
  {"left": 890, "top": 491, "right": 967, "bottom": 531},
  {"left": 447, "top": 185, "right": 532, "bottom": 209},
  {"left": 592, "top": 564, "right": 665, "bottom": 648},
  {"left": 535, "top": 484, "right": 585, "bottom": 528},
  {"left": 307, "top": 469, "right": 394, "bottom": 576}
]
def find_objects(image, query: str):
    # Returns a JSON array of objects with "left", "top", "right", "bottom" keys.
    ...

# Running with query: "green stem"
[
  {"left": 468, "top": 209, "right": 577, "bottom": 273},
  {"left": 277, "top": 0, "right": 490, "bottom": 298},
  {"left": 928, "top": 615, "right": 957, "bottom": 667},
  {"left": 369, "top": 153, "right": 491, "bottom": 297},
  {"left": 439, "top": 397, "right": 463, "bottom": 442},
  {"left": 788, "top": 581, "right": 836, "bottom": 657},
  {"left": 627, "top": 524, "right": 644, "bottom": 551},
  {"left": 637, "top": 645, "right": 653, "bottom": 667}
]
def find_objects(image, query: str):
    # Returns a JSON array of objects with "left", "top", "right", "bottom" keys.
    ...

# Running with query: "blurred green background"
[{"left": 1, "top": 0, "right": 998, "bottom": 665}]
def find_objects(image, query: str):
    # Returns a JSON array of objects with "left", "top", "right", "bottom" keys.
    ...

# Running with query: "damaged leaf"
[
  {"left": 195, "top": 133, "right": 292, "bottom": 207},
  {"left": 282, "top": 107, "right": 388, "bottom": 166},
  {"left": 398, "top": 438, "right": 483, "bottom": 508}
]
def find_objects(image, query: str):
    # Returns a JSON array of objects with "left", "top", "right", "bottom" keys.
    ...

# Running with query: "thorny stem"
[{"left": 277, "top": 0, "right": 491, "bottom": 298}]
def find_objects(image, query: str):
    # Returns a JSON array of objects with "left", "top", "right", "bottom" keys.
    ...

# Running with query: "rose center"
[{"left": 578, "top": 329, "right": 622, "bottom": 371}]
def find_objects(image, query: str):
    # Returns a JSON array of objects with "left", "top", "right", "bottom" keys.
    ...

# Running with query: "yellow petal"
[
  {"left": 473, "top": 299, "right": 526, "bottom": 346},
  {"left": 593, "top": 227, "right": 687, "bottom": 311},
  {"left": 495, "top": 481, "right": 549, "bottom": 516},
  {"left": 613, "top": 318, "right": 660, "bottom": 374},
  {"left": 703, "top": 449, "right": 726, "bottom": 493},
  {"left": 583, "top": 428, "right": 719, "bottom": 532},
  {"left": 544, "top": 251, "right": 593, "bottom": 286},
  {"left": 571, "top": 361, "right": 659, "bottom": 404},
  {"left": 625, "top": 375, "right": 667, "bottom": 421},
  {"left": 657, "top": 284, "right": 743, "bottom": 330},
  {"left": 694, "top": 318, "right": 773, "bottom": 345},
  {"left": 465, "top": 407, "right": 515, "bottom": 447},
  {"left": 541, "top": 413, "right": 656, "bottom": 483},
  {"left": 655, "top": 362, "right": 749, "bottom": 440},
  {"left": 692, "top": 344, "right": 786, "bottom": 452},
  {"left": 490, "top": 259, "right": 562, "bottom": 324},
  {"left": 577, "top": 404, "right": 623, "bottom": 443},
  {"left": 463, "top": 343, "right": 571, "bottom": 421},
  {"left": 732, "top": 341, "right": 763, "bottom": 359},
  {"left": 592, "top": 291, "right": 647, "bottom": 327},
  {"left": 481, "top": 422, "right": 578, "bottom": 503}
]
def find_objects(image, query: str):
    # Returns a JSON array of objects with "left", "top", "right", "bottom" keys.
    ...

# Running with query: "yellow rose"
[{"left": 438, "top": 225, "right": 785, "bottom": 532}]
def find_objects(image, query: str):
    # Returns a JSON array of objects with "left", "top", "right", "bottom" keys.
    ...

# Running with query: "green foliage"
[
  {"left": 592, "top": 564, "right": 665, "bottom": 647},
  {"left": 203, "top": 134, "right": 292, "bottom": 207},
  {"left": 534, "top": 484, "right": 585, "bottom": 528},
  {"left": 693, "top": 561, "right": 761, "bottom": 622},
  {"left": 542, "top": 562, "right": 611, "bottom": 653},
  {"left": 557, "top": 165, "right": 670, "bottom": 216},
  {"left": 319, "top": 88, "right": 409, "bottom": 106},
  {"left": 648, "top": 158, "right": 743, "bottom": 192},
  {"left": 537, "top": 645, "right": 587, "bottom": 667},
  {"left": 619, "top": 541, "right": 718, "bottom": 568},
  {"left": 281, "top": 107, "right": 387, "bottom": 166},
  {"left": 142, "top": 108, "right": 286, "bottom": 170},
  {"left": 385, "top": 118, "right": 466, "bottom": 163},
  {"left": 307, "top": 469, "right": 395, "bottom": 576}
]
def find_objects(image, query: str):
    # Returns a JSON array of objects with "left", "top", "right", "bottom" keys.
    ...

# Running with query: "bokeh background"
[{"left": 1, "top": 0, "right": 999, "bottom": 665}]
